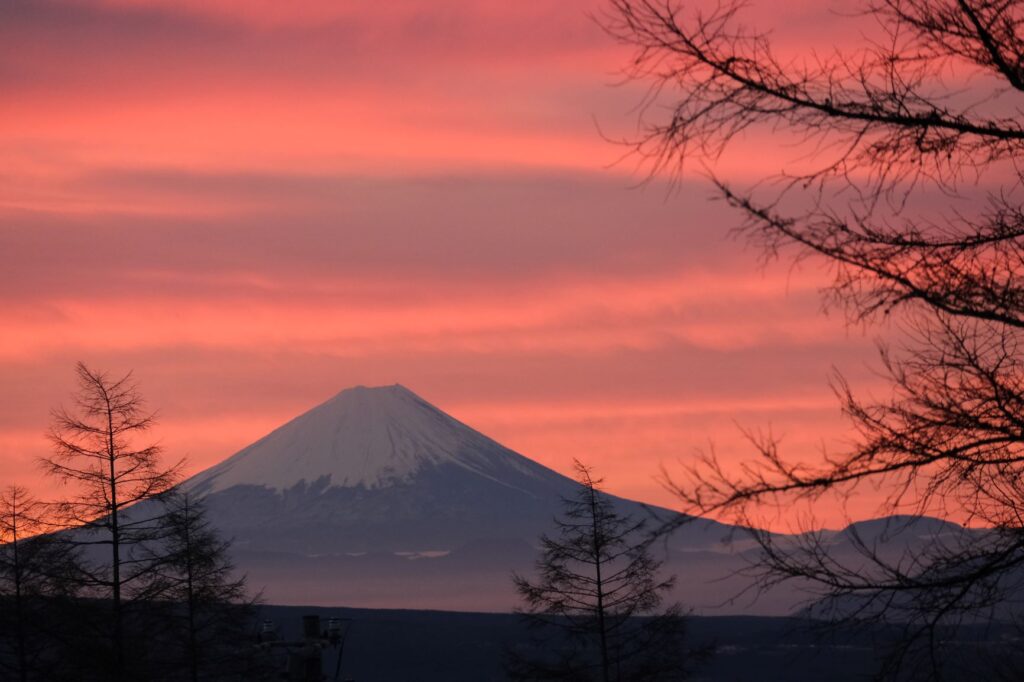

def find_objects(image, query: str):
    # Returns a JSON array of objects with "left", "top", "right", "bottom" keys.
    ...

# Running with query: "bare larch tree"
[
  {"left": 0, "top": 486, "right": 38, "bottom": 682},
  {"left": 510, "top": 462, "right": 701, "bottom": 681},
  {"left": 0, "top": 485, "right": 82, "bottom": 682},
  {"left": 151, "top": 490, "right": 259, "bottom": 682},
  {"left": 606, "top": 0, "right": 1024, "bottom": 679},
  {"left": 42, "top": 362, "right": 182, "bottom": 680}
]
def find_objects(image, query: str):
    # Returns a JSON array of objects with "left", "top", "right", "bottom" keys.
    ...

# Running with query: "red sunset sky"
[{"left": 1, "top": 0, "right": 886, "bottom": 527}]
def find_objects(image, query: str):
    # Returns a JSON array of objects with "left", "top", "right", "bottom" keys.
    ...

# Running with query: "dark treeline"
[
  {"left": 0, "top": 591, "right": 269, "bottom": 682},
  {"left": 0, "top": 363, "right": 274, "bottom": 681}
]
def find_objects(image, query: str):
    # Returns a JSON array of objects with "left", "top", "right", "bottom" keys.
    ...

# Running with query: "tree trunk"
[
  {"left": 588, "top": 485, "right": 611, "bottom": 682},
  {"left": 186, "top": 503, "right": 199, "bottom": 682},
  {"left": 12, "top": 500, "right": 27, "bottom": 682},
  {"left": 107, "top": 403, "right": 124, "bottom": 681}
]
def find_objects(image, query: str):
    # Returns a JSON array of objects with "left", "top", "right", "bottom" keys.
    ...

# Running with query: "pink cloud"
[{"left": 0, "top": 0, "right": 908, "bottom": 528}]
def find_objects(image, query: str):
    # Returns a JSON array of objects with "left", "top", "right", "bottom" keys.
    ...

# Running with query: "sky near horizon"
[{"left": 1, "top": 0, "right": 885, "bottom": 527}]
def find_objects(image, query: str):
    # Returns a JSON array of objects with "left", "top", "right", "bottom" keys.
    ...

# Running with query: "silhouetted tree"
[
  {"left": 150, "top": 491, "right": 263, "bottom": 682},
  {"left": 42, "top": 362, "right": 183, "bottom": 680},
  {"left": 510, "top": 462, "right": 702, "bottom": 681},
  {"left": 607, "top": 0, "right": 1024, "bottom": 678},
  {"left": 0, "top": 486, "right": 82, "bottom": 682},
  {"left": 0, "top": 486, "right": 39, "bottom": 682}
]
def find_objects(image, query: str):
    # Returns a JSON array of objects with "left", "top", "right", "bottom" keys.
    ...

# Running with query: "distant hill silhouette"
[{"left": 173, "top": 385, "right": 970, "bottom": 614}]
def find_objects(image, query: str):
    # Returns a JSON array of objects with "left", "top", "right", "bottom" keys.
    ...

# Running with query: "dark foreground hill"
[{"left": 258, "top": 604, "right": 1011, "bottom": 682}]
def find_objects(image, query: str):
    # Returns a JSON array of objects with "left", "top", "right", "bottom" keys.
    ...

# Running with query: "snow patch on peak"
[{"left": 186, "top": 384, "right": 561, "bottom": 495}]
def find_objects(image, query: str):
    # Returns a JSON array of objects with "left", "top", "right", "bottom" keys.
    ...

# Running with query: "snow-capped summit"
[
  {"left": 187, "top": 384, "right": 568, "bottom": 495},
  {"left": 178, "top": 384, "right": 739, "bottom": 611},
  {"left": 140, "top": 385, "right": 952, "bottom": 613},
  {"left": 181, "top": 384, "right": 604, "bottom": 557}
]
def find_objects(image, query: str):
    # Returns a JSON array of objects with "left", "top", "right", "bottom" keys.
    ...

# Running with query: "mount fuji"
[
  {"left": 187, "top": 384, "right": 618, "bottom": 555},
  {"left": 181, "top": 385, "right": 749, "bottom": 611},
  {"left": 180, "top": 385, "right": 964, "bottom": 613}
]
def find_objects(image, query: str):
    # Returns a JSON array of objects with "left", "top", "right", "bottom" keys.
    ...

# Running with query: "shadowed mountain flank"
[
  {"left": 177, "top": 385, "right": 961, "bottom": 613},
  {"left": 184, "top": 385, "right": 730, "bottom": 555}
]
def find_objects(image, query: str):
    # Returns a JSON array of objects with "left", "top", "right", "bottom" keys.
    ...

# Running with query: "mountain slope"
[
  {"left": 188, "top": 384, "right": 571, "bottom": 496},
  {"left": 184, "top": 385, "right": 730, "bottom": 557},
  {"left": 178, "top": 385, "right": 969, "bottom": 614}
]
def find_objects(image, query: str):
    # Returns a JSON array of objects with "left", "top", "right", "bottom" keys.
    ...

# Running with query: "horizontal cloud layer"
[{"left": 1, "top": 0, "right": 893, "bottom": 526}]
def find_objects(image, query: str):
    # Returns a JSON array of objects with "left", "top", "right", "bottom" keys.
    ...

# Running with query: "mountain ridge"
[
  {"left": 181, "top": 384, "right": 735, "bottom": 559},
  {"left": 187, "top": 384, "right": 572, "bottom": 499},
  {"left": 174, "top": 384, "right": 968, "bottom": 614}
]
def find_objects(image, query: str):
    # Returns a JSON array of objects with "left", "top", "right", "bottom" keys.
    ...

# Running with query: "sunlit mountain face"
[
  {"left": 175, "top": 385, "right": 749, "bottom": 610},
  {"left": 172, "top": 385, "right": 962, "bottom": 614},
  {"left": 187, "top": 384, "right": 589, "bottom": 554}
]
